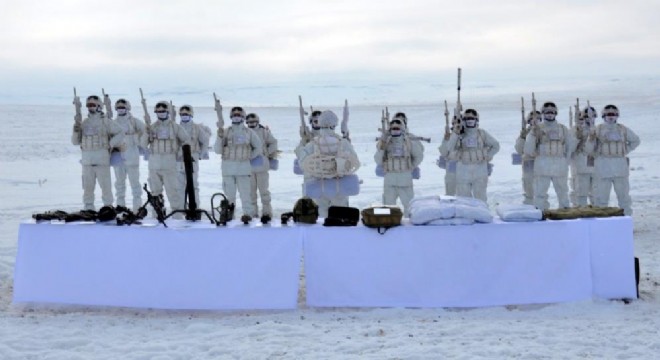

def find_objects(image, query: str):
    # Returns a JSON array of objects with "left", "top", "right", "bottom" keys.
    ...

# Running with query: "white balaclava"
[
  {"left": 230, "top": 107, "right": 246, "bottom": 125},
  {"left": 154, "top": 101, "right": 170, "bottom": 121},
  {"left": 246, "top": 113, "right": 260, "bottom": 128},
  {"left": 179, "top": 104, "right": 194, "bottom": 123},
  {"left": 602, "top": 105, "right": 619, "bottom": 125},
  {"left": 463, "top": 109, "right": 479, "bottom": 129},
  {"left": 115, "top": 99, "right": 131, "bottom": 117},
  {"left": 542, "top": 102, "right": 557, "bottom": 122},
  {"left": 86, "top": 95, "right": 102, "bottom": 115}
]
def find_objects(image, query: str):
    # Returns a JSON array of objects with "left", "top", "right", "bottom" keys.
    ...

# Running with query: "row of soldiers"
[
  {"left": 71, "top": 93, "right": 277, "bottom": 223},
  {"left": 71, "top": 92, "right": 640, "bottom": 220}
]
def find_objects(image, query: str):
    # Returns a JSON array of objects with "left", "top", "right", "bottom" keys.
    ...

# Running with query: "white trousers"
[
  {"left": 113, "top": 164, "right": 142, "bottom": 211},
  {"left": 383, "top": 185, "right": 414, "bottom": 216},
  {"left": 223, "top": 175, "right": 255, "bottom": 217},
  {"left": 594, "top": 176, "right": 632, "bottom": 215},
  {"left": 250, "top": 171, "right": 272, "bottom": 217},
  {"left": 456, "top": 177, "right": 488, "bottom": 203},
  {"left": 534, "top": 175, "right": 570, "bottom": 210},
  {"left": 82, "top": 165, "right": 113, "bottom": 210},
  {"left": 444, "top": 172, "right": 456, "bottom": 196},
  {"left": 570, "top": 173, "right": 595, "bottom": 207},
  {"left": 148, "top": 168, "right": 181, "bottom": 217}
]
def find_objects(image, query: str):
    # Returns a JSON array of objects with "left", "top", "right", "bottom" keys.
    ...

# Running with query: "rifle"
[
  {"left": 102, "top": 88, "right": 113, "bottom": 119},
  {"left": 298, "top": 95, "right": 310, "bottom": 140},
  {"left": 575, "top": 98, "right": 581, "bottom": 128},
  {"left": 444, "top": 100, "right": 450, "bottom": 139},
  {"left": 169, "top": 100, "right": 175, "bottom": 122},
  {"left": 453, "top": 68, "right": 464, "bottom": 134},
  {"left": 139, "top": 88, "right": 151, "bottom": 126},
  {"left": 213, "top": 92, "right": 224, "bottom": 132},
  {"left": 142, "top": 183, "right": 168, "bottom": 227},
  {"left": 341, "top": 99, "right": 350, "bottom": 141},
  {"left": 73, "top": 87, "right": 82, "bottom": 125},
  {"left": 521, "top": 96, "right": 526, "bottom": 130},
  {"left": 569, "top": 107, "right": 574, "bottom": 128},
  {"left": 531, "top": 92, "right": 538, "bottom": 124},
  {"left": 376, "top": 107, "right": 390, "bottom": 143},
  {"left": 410, "top": 136, "right": 431, "bottom": 143}
]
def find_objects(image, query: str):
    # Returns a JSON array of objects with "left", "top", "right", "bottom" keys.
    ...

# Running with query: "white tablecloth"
[
  {"left": 304, "top": 217, "right": 635, "bottom": 308},
  {"left": 13, "top": 220, "right": 303, "bottom": 310}
]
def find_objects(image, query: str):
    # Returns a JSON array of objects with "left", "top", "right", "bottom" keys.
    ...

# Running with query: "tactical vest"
[
  {"left": 222, "top": 126, "right": 252, "bottom": 161},
  {"left": 595, "top": 124, "right": 627, "bottom": 157},
  {"left": 182, "top": 122, "right": 201, "bottom": 153},
  {"left": 151, "top": 121, "right": 179, "bottom": 155},
  {"left": 81, "top": 117, "right": 109, "bottom": 151},
  {"left": 537, "top": 124, "right": 567, "bottom": 157},
  {"left": 456, "top": 130, "right": 489, "bottom": 164},
  {"left": 116, "top": 115, "right": 139, "bottom": 148},
  {"left": 383, "top": 136, "right": 413, "bottom": 172}
]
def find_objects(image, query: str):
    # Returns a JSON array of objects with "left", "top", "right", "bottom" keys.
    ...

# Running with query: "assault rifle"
[
  {"left": 341, "top": 99, "right": 350, "bottom": 141},
  {"left": 139, "top": 88, "right": 151, "bottom": 126},
  {"left": 299, "top": 95, "right": 311, "bottom": 141},
  {"left": 73, "top": 87, "right": 82, "bottom": 125},
  {"left": 213, "top": 92, "right": 224, "bottom": 135},
  {"left": 102, "top": 88, "right": 113, "bottom": 119},
  {"left": 142, "top": 183, "right": 168, "bottom": 227},
  {"left": 375, "top": 107, "right": 390, "bottom": 144}
]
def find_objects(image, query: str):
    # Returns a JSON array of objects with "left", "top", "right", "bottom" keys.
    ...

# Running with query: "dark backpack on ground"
[
  {"left": 293, "top": 197, "right": 319, "bottom": 224},
  {"left": 323, "top": 206, "right": 359, "bottom": 226}
]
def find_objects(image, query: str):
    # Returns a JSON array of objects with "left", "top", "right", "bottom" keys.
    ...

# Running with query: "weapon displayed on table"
[
  {"left": 73, "top": 87, "right": 82, "bottom": 124},
  {"left": 139, "top": 88, "right": 151, "bottom": 126},
  {"left": 164, "top": 144, "right": 214, "bottom": 223},
  {"left": 211, "top": 193, "right": 235, "bottom": 226},
  {"left": 299, "top": 95, "right": 310, "bottom": 140},
  {"left": 141, "top": 183, "right": 168, "bottom": 227},
  {"left": 102, "top": 88, "right": 113, "bottom": 119},
  {"left": 341, "top": 99, "right": 350, "bottom": 141}
]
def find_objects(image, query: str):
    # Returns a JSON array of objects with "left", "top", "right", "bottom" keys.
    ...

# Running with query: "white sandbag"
[
  {"left": 304, "top": 175, "right": 360, "bottom": 198},
  {"left": 444, "top": 196, "right": 489, "bottom": 209},
  {"left": 496, "top": 204, "right": 543, "bottom": 222},
  {"left": 454, "top": 204, "right": 493, "bottom": 223},
  {"left": 409, "top": 198, "right": 455, "bottom": 225},
  {"left": 426, "top": 217, "right": 475, "bottom": 226}
]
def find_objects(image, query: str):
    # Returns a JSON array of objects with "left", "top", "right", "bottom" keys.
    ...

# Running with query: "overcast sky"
[{"left": 1, "top": 0, "right": 658, "bottom": 105}]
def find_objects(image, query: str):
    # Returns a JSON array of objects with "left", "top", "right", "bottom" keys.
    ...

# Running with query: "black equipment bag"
[{"left": 323, "top": 206, "right": 359, "bottom": 226}]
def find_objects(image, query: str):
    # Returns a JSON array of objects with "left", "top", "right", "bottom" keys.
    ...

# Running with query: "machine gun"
[
  {"left": 163, "top": 144, "right": 214, "bottom": 224},
  {"left": 141, "top": 183, "right": 168, "bottom": 227}
]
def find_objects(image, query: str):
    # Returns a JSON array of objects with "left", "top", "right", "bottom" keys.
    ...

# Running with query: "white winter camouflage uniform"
[
  {"left": 214, "top": 124, "right": 263, "bottom": 217},
  {"left": 569, "top": 123, "right": 595, "bottom": 206},
  {"left": 585, "top": 122, "right": 640, "bottom": 215},
  {"left": 112, "top": 103, "right": 146, "bottom": 211},
  {"left": 446, "top": 128, "right": 499, "bottom": 202},
  {"left": 438, "top": 134, "right": 457, "bottom": 196},
  {"left": 249, "top": 124, "right": 278, "bottom": 217},
  {"left": 375, "top": 133, "right": 424, "bottom": 216},
  {"left": 524, "top": 121, "right": 577, "bottom": 210},
  {"left": 141, "top": 117, "right": 190, "bottom": 214},
  {"left": 72, "top": 112, "right": 125, "bottom": 210}
]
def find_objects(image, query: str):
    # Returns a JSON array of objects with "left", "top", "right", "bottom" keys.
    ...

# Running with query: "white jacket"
[{"left": 72, "top": 113, "right": 125, "bottom": 166}]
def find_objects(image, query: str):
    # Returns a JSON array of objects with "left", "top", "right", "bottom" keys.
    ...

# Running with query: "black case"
[{"left": 323, "top": 206, "right": 360, "bottom": 226}]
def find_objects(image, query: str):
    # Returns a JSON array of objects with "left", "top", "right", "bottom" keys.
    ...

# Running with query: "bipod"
[{"left": 211, "top": 192, "right": 234, "bottom": 226}]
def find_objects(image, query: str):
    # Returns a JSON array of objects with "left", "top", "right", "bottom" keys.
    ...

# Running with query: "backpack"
[
  {"left": 361, "top": 206, "right": 403, "bottom": 234},
  {"left": 323, "top": 206, "right": 359, "bottom": 227},
  {"left": 293, "top": 197, "right": 319, "bottom": 224}
]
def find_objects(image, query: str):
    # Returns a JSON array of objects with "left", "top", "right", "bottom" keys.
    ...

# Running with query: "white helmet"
[
  {"left": 86, "top": 95, "right": 102, "bottom": 113},
  {"left": 318, "top": 110, "right": 338, "bottom": 129},
  {"left": 114, "top": 98, "right": 132, "bottom": 111},
  {"left": 246, "top": 113, "right": 260, "bottom": 128},
  {"left": 179, "top": 104, "right": 194, "bottom": 116}
]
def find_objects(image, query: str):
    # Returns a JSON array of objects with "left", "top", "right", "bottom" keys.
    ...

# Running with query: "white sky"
[{"left": 1, "top": 0, "right": 659, "bottom": 105}]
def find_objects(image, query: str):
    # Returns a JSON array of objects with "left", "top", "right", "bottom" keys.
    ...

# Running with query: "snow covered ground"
[{"left": 1, "top": 78, "right": 659, "bottom": 359}]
